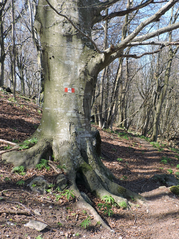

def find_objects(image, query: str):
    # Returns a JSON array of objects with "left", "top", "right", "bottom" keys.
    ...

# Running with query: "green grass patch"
[
  {"left": 138, "top": 135, "right": 150, "bottom": 141},
  {"left": 167, "top": 168, "right": 173, "bottom": 174},
  {"left": 80, "top": 216, "right": 91, "bottom": 228},
  {"left": 118, "top": 201, "right": 128, "bottom": 209},
  {"left": 98, "top": 203, "right": 114, "bottom": 217},
  {"left": 16, "top": 180, "right": 25, "bottom": 186},
  {"left": 12, "top": 166, "right": 26, "bottom": 176},
  {"left": 19, "top": 137, "right": 38, "bottom": 150},
  {"left": 117, "top": 158, "right": 123, "bottom": 162},
  {"left": 170, "top": 148, "right": 179, "bottom": 154},
  {"left": 118, "top": 132, "right": 129, "bottom": 140},
  {"left": 36, "top": 159, "right": 50, "bottom": 171},
  {"left": 160, "top": 156, "right": 172, "bottom": 165}
]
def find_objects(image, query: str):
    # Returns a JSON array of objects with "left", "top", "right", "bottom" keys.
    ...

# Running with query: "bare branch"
[
  {"left": 128, "top": 41, "right": 179, "bottom": 47},
  {"left": 95, "top": 0, "right": 154, "bottom": 23},
  {"left": 132, "top": 21, "right": 179, "bottom": 42},
  {"left": 121, "top": 46, "right": 165, "bottom": 58},
  {"left": 103, "top": 0, "right": 178, "bottom": 56}
]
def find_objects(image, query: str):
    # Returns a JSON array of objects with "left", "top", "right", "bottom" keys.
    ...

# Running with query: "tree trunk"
[
  {"left": 0, "top": 0, "right": 5, "bottom": 87},
  {"left": 150, "top": 48, "right": 174, "bottom": 141},
  {"left": 2, "top": 0, "right": 142, "bottom": 229},
  {"left": 11, "top": 0, "right": 16, "bottom": 99}
]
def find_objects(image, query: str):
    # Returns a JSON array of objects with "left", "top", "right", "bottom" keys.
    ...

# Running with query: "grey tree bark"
[
  {"left": 0, "top": 0, "right": 7, "bottom": 87},
  {"left": 11, "top": 0, "right": 16, "bottom": 98}
]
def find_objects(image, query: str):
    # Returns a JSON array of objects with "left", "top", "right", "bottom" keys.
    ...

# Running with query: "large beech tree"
[{"left": 3, "top": 0, "right": 179, "bottom": 229}]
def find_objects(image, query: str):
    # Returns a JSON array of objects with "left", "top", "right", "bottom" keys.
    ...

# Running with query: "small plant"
[
  {"left": 36, "top": 235, "right": 43, "bottom": 239},
  {"left": 36, "top": 159, "right": 50, "bottom": 171},
  {"left": 75, "top": 232, "right": 80, "bottom": 236},
  {"left": 118, "top": 132, "right": 129, "bottom": 140},
  {"left": 118, "top": 201, "right": 128, "bottom": 209},
  {"left": 102, "top": 195, "right": 115, "bottom": 205},
  {"left": 55, "top": 186, "right": 62, "bottom": 192},
  {"left": 61, "top": 189, "right": 75, "bottom": 201},
  {"left": 175, "top": 172, "right": 179, "bottom": 177},
  {"left": 167, "top": 168, "right": 173, "bottom": 174},
  {"left": 176, "top": 164, "right": 179, "bottom": 169},
  {"left": 160, "top": 156, "right": 172, "bottom": 165},
  {"left": 55, "top": 194, "right": 61, "bottom": 201},
  {"left": 12, "top": 166, "right": 26, "bottom": 176},
  {"left": 16, "top": 180, "right": 25, "bottom": 186},
  {"left": 57, "top": 222, "right": 62, "bottom": 227},
  {"left": 120, "top": 175, "right": 128, "bottom": 180},
  {"left": 150, "top": 141, "right": 164, "bottom": 151},
  {"left": 98, "top": 203, "right": 114, "bottom": 216},
  {"left": 117, "top": 158, "right": 123, "bottom": 162},
  {"left": 160, "top": 159, "right": 168, "bottom": 165},
  {"left": 4, "top": 177, "right": 10, "bottom": 182},
  {"left": 48, "top": 183, "right": 55, "bottom": 188},
  {"left": 4, "top": 145, "right": 12, "bottom": 150},
  {"left": 12, "top": 139, "right": 19, "bottom": 143},
  {"left": 130, "top": 196, "right": 135, "bottom": 201},
  {"left": 170, "top": 148, "right": 179, "bottom": 154},
  {"left": 46, "top": 184, "right": 54, "bottom": 193},
  {"left": 80, "top": 216, "right": 91, "bottom": 228},
  {"left": 19, "top": 137, "right": 38, "bottom": 150},
  {"left": 138, "top": 135, "right": 150, "bottom": 141},
  {"left": 57, "top": 164, "right": 67, "bottom": 170}
]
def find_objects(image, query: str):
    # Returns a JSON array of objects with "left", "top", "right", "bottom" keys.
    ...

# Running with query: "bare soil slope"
[{"left": 0, "top": 89, "right": 179, "bottom": 239}]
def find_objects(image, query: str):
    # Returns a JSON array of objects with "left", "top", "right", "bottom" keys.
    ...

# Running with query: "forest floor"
[{"left": 0, "top": 88, "right": 179, "bottom": 239}]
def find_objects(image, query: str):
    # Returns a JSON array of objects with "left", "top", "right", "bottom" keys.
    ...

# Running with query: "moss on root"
[
  {"left": 117, "top": 185, "right": 127, "bottom": 195},
  {"left": 170, "top": 185, "right": 179, "bottom": 195},
  {"left": 80, "top": 162, "right": 93, "bottom": 173}
]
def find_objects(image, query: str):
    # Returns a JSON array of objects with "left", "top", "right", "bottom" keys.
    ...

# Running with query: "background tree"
[{"left": 0, "top": 0, "right": 7, "bottom": 87}]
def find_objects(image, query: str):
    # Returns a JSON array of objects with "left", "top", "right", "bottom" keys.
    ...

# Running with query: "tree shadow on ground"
[{"left": 101, "top": 140, "right": 179, "bottom": 195}]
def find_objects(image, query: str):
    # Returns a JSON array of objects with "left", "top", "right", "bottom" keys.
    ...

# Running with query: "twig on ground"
[
  {"left": 48, "top": 160, "right": 62, "bottom": 174},
  {"left": 0, "top": 139, "right": 17, "bottom": 146}
]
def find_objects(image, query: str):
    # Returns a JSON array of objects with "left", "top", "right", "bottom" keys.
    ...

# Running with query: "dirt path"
[{"left": 0, "top": 89, "right": 179, "bottom": 238}]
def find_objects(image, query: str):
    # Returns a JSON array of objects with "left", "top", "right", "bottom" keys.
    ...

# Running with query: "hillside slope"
[{"left": 0, "top": 89, "right": 179, "bottom": 239}]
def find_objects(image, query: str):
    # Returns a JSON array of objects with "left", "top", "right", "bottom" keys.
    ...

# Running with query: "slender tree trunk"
[
  {"left": 0, "top": 0, "right": 5, "bottom": 87},
  {"left": 98, "top": 9, "right": 108, "bottom": 128},
  {"left": 11, "top": 0, "right": 16, "bottom": 98},
  {"left": 151, "top": 47, "right": 176, "bottom": 141},
  {"left": 28, "top": 0, "right": 43, "bottom": 104}
]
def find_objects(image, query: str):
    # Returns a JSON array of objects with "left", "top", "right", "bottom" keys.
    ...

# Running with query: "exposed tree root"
[
  {"left": 2, "top": 139, "right": 52, "bottom": 168},
  {"left": 77, "top": 196, "right": 111, "bottom": 230},
  {"left": 69, "top": 184, "right": 112, "bottom": 230},
  {"left": 2, "top": 132, "right": 145, "bottom": 230}
]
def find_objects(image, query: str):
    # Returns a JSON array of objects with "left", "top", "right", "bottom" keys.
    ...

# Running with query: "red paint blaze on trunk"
[{"left": 64, "top": 88, "right": 75, "bottom": 93}]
